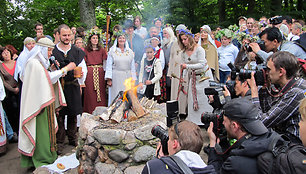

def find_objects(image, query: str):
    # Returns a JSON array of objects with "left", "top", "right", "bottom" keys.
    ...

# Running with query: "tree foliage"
[{"left": 0, "top": 0, "right": 305, "bottom": 51}]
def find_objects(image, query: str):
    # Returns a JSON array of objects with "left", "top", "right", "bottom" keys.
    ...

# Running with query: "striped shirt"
[{"left": 252, "top": 78, "right": 306, "bottom": 141}]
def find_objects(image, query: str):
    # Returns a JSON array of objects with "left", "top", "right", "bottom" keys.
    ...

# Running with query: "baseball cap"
[{"left": 223, "top": 98, "right": 268, "bottom": 135}]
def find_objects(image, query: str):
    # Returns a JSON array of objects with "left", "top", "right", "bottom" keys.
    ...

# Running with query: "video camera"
[
  {"left": 269, "top": 16, "right": 283, "bottom": 25},
  {"left": 151, "top": 101, "right": 180, "bottom": 155}
]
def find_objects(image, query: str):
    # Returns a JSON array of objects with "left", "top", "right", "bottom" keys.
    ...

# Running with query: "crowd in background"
[{"left": 0, "top": 14, "right": 305, "bottom": 172}]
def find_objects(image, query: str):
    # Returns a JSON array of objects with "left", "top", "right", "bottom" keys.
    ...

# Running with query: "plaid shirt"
[{"left": 252, "top": 78, "right": 306, "bottom": 140}]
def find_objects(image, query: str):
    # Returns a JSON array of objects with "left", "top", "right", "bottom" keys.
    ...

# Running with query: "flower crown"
[
  {"left": 84, "top": 28, "right": 104, "bottom": 44},
  {"left": 234, "top": 32, "right": 260, "bottom": 44},
  {"left": 114, "top": 30, "right": 125, "bottom": 37},
  {"left": 179, "top": 29, "right": 194, "bottom": 38},
  {"left": 165, "top": 23, "right": 174, "bottom": 29},
  {"left": 228, "top": 24, "right": 239, "bottom": 32},
  {"left": 144, "top": 45, "right": 156, "bottom": 52},
  {"left": 215, "top": 29, "right": 234, "bottom": 39}
]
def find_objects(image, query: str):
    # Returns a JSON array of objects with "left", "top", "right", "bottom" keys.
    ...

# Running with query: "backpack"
[{"left": 257, "top": 134, "right": 306, "bottom": 174}]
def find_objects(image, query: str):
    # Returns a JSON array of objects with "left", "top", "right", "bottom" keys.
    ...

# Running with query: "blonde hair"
[{"left": 299, "top": 98, "right": 306, "bottom": 120}]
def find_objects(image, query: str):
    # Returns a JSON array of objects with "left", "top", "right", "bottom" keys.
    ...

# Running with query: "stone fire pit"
[{"left": 77, "top": 98, "right": 167, "bottom": 174}]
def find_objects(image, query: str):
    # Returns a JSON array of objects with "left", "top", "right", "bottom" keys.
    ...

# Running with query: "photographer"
[
  {"left": 206, "top": 98, "right": 277, "bottom": 174},
  {"left": 142, "top": 120, "right": 216, "bottom": 174},
  {"left": 248, "top": 51, "right": 306, "bottom": 143},
  {"left": 249, "top": 27, "right": 306, "bottom": 61}
]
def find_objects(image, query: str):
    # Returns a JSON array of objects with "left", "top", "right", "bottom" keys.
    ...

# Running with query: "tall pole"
[{"left": 105, "top": 15, "right": 111, "bottom": 51}]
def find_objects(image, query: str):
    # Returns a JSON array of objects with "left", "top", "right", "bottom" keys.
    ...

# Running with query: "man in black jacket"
[
  {"left": 206, "top": 98, "right": 279, "bottom": 174},
  {"left": 142, "top": 120, "right": 216, "bottom": 174}
]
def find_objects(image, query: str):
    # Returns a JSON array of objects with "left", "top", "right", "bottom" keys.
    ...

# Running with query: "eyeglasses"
[{"left": 174, "top": 122, "right": 180, "bottom": 137}]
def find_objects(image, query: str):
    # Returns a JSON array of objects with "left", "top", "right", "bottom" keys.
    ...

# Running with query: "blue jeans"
[
  {"left": 219, "top": 70, "right": 231, "bottom": 84},
  {"left": 4, "top": 110, "right": 14, "bottom": 140}
]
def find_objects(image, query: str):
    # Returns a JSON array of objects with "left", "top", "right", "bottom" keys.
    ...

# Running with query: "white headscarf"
[
  {"left": 198, "top": 25, "right": 217, "bottom": 48},
  {"left": 19, "top": 45, "right": 50, "bottom": 81},
  {"left": 14, "top": 37, "right": 35, "bottom": 81},
  {"left": 109, "top": 34, "right": 131, "bottom": 54}
]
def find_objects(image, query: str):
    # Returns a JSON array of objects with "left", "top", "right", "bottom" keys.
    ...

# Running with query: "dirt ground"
[
  {"left": 0, "top": 142, "right": 75, "bottom": 174},
  {"left": 0, "top": 129, "right": 209, "bottom": 174}
]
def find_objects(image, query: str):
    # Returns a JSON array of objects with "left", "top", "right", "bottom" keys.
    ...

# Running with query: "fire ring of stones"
[{"left": 77, "top": 97, "right": 167, "bottom": 174}]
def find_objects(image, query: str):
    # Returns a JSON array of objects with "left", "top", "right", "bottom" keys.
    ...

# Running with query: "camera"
[
  {"left": 201, "top": 110, "right": 226, "bottom": 139},
  {"left": 151, "top": 101, "right": 180, "bottom": 156},
  {"left": 269, "top": 16, "right": 283, "bottom": 25},
  {"left": 166, "top": 100, "right": 180, "bottom": 127},
  {"left": 244, "top": 40, "right": 266, "bottom": 52},
  {"left": 151, "top": 125, "right": 169, "bottom": 155},
  {"left": 238, "top": 64, "right": 268, "bottom": 86}
]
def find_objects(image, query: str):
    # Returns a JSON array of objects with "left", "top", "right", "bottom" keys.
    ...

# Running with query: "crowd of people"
[{"left": 0, "top": 14, "right": 305, "bottom": 173}]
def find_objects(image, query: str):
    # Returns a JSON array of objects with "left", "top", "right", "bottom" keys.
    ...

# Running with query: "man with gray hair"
[{"left": 288, "top": 22, "right": 302, "bottom": 41}]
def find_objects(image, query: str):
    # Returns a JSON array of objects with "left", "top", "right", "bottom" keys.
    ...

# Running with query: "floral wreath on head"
[
  {"left": 114, "top": 30, "right": 125, "bottom": 37},
  {"left": 165, "top": 23, "right": 174, "bottom": 29},
  {"left": 144, "top": 45, "right": 156, "bottom": 52},
  {"left": 228, "top": 24, "right": 239, "bottom": 32},
  {"left": 215, "top": 29, "right": 234, "bottom": 40},
  {"left": 179, "top": 29, "right": 194, "bottom": 38},
  {"left": 234, "top": 32, "right": 260, "bottom": 44},
  {"left": 235, "top": 32, "right": 250, "bottom": 44},
  {"left": 84, "top": 28, "right": 105, "bottom": 44}
]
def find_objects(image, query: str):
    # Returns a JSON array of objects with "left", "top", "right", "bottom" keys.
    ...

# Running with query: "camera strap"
[
  {"left": 169, "top": 155, "right": 194, "bottom": 174},
  {"left": 268, "top": 77, "right": 298, "bottom": 97}
]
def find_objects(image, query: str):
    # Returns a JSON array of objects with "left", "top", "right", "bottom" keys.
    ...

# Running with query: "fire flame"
[{"left": 122, "top": 78, "right": 139, "bottom": 102}]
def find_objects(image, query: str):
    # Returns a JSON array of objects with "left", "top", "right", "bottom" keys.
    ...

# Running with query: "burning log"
[
  {"left": 110, "top": 101, "right": 126, "bottom": 123},
  {"left": 126, "top": 90, "right": 146, "bottom": 118}
]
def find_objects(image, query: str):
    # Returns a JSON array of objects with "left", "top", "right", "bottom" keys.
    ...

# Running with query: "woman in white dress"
[
  {"left": 178, "top": 29, "right": 213, "bottom": 125},
  {"left": 105, "top": 33, "right": 137, "bottom": 106}
]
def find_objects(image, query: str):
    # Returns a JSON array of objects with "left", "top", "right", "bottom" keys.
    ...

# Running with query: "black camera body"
[
  {"left": 208, "top": 80, "right": 236, "bottom": 99},
  {"left": 151, "top": 125, "right": 169, "bottom": 155},
  {"left": 239, "top": 64, "right": 268, "bottom": 86},
  {"left": 269, "top": 16, "right": 283, "bottom": 25},
  {"left": 151, "top": 101, "right": 180, "bottom": 156},
  {"left": 201, "top": 110, "right": 226, "bottom": 139},
  {"left": 244, "top": 40, "right": 266, "bottom": 52}
]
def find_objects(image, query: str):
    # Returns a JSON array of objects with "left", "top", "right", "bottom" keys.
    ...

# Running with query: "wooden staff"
[{"left": 105, "top": 15, "right": 111, "bottom": 51}]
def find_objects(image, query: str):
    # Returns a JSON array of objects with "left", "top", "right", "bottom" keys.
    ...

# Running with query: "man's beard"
[
  {"left": 162, "top": 38, "right": 170, "bottom": 47},
  {"left": 60, "top": 38, "right": 70, "bottom": 45}
]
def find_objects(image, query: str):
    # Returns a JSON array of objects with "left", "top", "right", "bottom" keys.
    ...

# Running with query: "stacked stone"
[{"left": 77, "top": 104, "right": 167, "bottom": 174}]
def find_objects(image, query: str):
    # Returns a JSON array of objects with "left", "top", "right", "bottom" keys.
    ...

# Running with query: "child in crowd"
[
  {"left": 217, "top": 29, "right": 239, "bottom": 83},
  {"left": 138, "top": 46, "right": 162, "bottom": 99}
]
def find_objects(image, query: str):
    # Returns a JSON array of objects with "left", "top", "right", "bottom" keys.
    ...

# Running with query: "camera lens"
[{"left": 151, "top": 125, "right": 169, "bottom": 142}]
